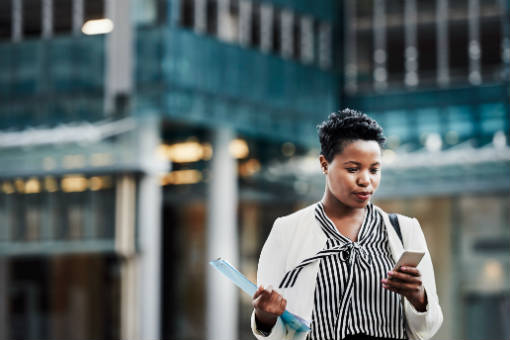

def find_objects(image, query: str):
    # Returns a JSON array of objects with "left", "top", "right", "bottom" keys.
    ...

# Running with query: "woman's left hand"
[{"left": 381, "top": 266, "right": 428, "bottom": 312}]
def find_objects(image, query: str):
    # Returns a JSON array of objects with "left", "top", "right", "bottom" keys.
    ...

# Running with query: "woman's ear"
[{"left": 319, "top": 155, "right": 328, "bottom": 174}]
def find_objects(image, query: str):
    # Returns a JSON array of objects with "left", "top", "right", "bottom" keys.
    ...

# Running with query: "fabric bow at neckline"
[
  {"left": 278, "top": 241, "right": 372, "bottom": 289},
  {"left": 325, "top": 241, "right": 372, "bottom": 268}
]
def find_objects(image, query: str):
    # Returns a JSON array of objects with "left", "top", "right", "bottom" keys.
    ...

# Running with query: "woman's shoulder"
[
  {"left": 272, "top": 202, "right": 318, "bottom": 234},
  {"left": 373, "top": 204, "right": 423, "bottom": 235},
  {"left": 373, "top": 204, "right": 418, "bottom": 223},
  {"left": 276, "top": 202, "right": 317, "bottom": 223}
]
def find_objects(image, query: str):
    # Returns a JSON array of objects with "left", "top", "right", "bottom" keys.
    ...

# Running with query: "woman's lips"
[{"left": 354, "top": 193, "right": 371, "bottom": 201}]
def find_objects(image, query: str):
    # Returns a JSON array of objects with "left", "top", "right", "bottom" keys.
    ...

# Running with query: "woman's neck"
[{"left": 321, "top": 190, "right": 366, "bottom": 220}]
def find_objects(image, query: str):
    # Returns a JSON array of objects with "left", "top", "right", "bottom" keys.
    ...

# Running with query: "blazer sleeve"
[
  {"left": 403, "top": 217, "right": 444, "bottom": 340},
  {"left": 251, "top": 217, "right": 290, "bottom": 340}
]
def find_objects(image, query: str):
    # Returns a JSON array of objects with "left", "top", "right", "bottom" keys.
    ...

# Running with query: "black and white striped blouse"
[{"left": 308, "top": 202, "right": 407, "bottom": 340}]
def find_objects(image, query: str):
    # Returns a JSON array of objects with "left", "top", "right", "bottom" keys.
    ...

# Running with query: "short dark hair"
[{"left": 317, "top": 108, "right": 386, "bottom": 162}]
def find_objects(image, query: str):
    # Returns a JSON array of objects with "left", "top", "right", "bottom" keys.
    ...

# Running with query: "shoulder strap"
[{"left": 389, "top": 213, "right": 403, "bottom": 245}]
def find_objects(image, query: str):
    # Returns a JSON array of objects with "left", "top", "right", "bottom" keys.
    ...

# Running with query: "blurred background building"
[{"left": 0, "top": 0, "right": 508, "bottom": 339}]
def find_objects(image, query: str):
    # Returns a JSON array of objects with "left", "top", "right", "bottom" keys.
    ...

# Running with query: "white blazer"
[{"left": 251, "top": 203, "right": 443, "bottom": 340}]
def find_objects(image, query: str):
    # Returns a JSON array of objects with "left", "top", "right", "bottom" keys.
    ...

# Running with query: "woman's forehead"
[{"left": 335, "top": 140, "right": 382, "bottom": 162}]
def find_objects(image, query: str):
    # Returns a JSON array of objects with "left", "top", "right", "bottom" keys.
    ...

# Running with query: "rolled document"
[{"left": 209, "top": 258, "right": 311, "bottom": 332}]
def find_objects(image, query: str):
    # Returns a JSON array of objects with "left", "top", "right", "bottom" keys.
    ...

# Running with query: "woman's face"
[{"left": 321, "top": 140, "right": 382, "bottom": 209}]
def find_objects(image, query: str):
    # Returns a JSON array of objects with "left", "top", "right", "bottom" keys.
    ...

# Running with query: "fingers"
[
  {"left": 252, "top": 286, "right": 287, "bottom": 316},
  {"left": 387, "top": 270, "right": 422, "bottom": 284},
  {"left": 382, "top": 279, "right": 422, "bottom": 293},
  {"left": 397, "top": 266, "right": 421, "bottom": 276},
  {"left": 253, "top": 285, "right": 265, "bottom": 299}
]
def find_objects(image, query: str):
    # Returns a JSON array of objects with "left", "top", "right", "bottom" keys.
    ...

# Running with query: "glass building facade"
[{"left": 0, "top": 0, "right": 508, "bottom": 339}]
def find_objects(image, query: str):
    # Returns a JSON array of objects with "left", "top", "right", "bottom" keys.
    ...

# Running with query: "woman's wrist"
[
  {"left": 254, "top": 310, "right": 278, "bottom": 332},
  {"left": 409, "top": 289, "right": 428, "bottom": 312}
]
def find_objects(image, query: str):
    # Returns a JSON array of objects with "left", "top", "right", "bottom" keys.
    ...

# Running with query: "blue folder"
[{"left": 209, "top": 258, "right": 311, "bottom": 333}]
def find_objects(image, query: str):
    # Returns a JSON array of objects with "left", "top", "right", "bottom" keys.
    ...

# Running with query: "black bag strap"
[{"left": 389, "top": 213, "right": 403, "bottom": 245}]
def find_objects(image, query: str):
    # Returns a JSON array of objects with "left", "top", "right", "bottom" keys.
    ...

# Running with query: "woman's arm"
[
  {"left": 251, "top": 218, "right": 289, "bottom": 340},
  {"left": 387, "top": 217, "right": 444, "bottom": 340}
]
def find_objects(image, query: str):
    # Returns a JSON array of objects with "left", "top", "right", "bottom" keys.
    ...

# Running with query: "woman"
[{"left": 251, "top": 109, "right": 443, "bottom": 340}]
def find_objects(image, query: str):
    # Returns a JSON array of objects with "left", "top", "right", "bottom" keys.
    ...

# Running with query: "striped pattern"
[{"left": 307, "top": 202, "right": 406, "bottom": 340}]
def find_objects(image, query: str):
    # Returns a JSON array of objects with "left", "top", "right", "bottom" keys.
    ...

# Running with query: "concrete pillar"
[
  {"left": 12, "top": 0, "right": 22, "bottom": 42},
  {"left": 116, "top": 175, "right": 138, "bottom": 339},
  {"left": 373, "top": 0, "right": 387, "bottom": 91},
  {"left": 194, "top": 0, "right": 207, "bottom": 34},
  {"left": 468, "top": 0, "right": 481, "bottom": 85},
  {"left": 206, "top": 127, "right": 239, "bottom": 340},
  {"left": 169, "top": 0, "right": 180, "bottom": 27},
  {"left": 404, "top": 0, "right": 419, "bottom": 87},
  {"left": 105, "top": 0, "right": 133, "bottom": 114},
  {"left": 436, "top": 0, "right": 450, "bottom": 86},
  {"left": 260, "top": 4, "right": 274, "bottom": 53},
  {"left": 280, "top": 9, "right": 294, "bottom": 59},
  {"left": 136, "top": 116, "right": 165, "bottom": 340},
  {"left": 344, "top": 0, "right": 357, "bottom": 93},
  {"left": 501, "top": 0, "right": 510, "bottom": 79},
  {"left": 318, "top": 22, "right": 332, "bottom": 69},
  {"left": 239, "top": 0, "right": 252, "bottom": 46},
  {"left": 72, "top": 0, "right": 83, "bottom": 35},
  {"left": 42, "top": 0, "right": 53, "bottom": 39}
]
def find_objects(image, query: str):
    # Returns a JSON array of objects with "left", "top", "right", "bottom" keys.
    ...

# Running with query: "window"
[
  {"left": 300, "top": 16, "right": 314, "bottom": 64},
  {"left": 280, "top": 9, "right": 293, "bottom": 58},
  {"left": 318, "top": 22, "right": 332, "bottom": 69},
  {"left": 0, "top": 1, "right": 12, "bottom": 40},
  {"left": 386, "top": 0, "right": 405, "bottom": 85},
  {"left": 54, "top": 0, "right": 72, "bottom": 35},
  {"left": 238, "top": 0, "right": 252, "bottom": 46},
  {"left": 23, "top": 0, "right": 42, "bottom": 38},
  {"left": 180, "top": 0, "right": 194, "bottom": 28},
  {"left": 84, "top": 0, "right": 104, "bottom": 22},
  {"left": 174, "top": 0, "right": 329, "bottom": 68},
  {"left": 206, "top": 0, "right": 217, "bottom": 35},
  {"left": 480, "top": 0, "right": 502, "bottom": 80},
  {"left": 217, "top": 0, "right": 238, "bottom": 42},
  {"left": 250, "top": 2, "right": 260, "bottom": 48}
]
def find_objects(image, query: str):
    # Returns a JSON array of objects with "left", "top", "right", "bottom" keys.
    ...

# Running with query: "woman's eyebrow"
[{"left": 343, "top": 161, "right": 381, "bottom": 166}]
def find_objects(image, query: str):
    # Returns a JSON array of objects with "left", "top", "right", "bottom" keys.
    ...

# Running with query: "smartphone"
[{"left": 393, "top": 251, "right": 425, "bottom": 271}]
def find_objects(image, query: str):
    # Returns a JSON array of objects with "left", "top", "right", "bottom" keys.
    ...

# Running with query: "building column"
[
  {"left": 206, "top": 127, "right": 239, "bottom": 340},
  {"left": 344, "top": 0, "right": 357, "bottom": 93},
  {"left": 373, "top": 0, "right": 387, "bottom": 91},
  {"left": 468, "top": 0, "right": 481, "bottom": 85},
  {"left": 404, "top": 0, "right": 419, "bottom": 87},
  {"left": 116, "top": 175, "right": 138, "bottom": 340},
  {"left": 72, "top": 0, "right": 84, "bottom": 35},
  {"left": 105, "top": 0, "right": 133, "bottom": 114},
  {"left": 136, "top": 116, "right": 165, "bottom": 340},
  {"left": 42, "top": 0, "right": 53, "bottom": 39},
  {"left": 239, "top": 0, "right": 252, "bottom": 46},
  {"left": 436, "top": 0, "right": 449, "bottom": 86},
  {"left": 260, "top": 3, "right": 274, "bottom": 53},
  {"left": 169, "top": 0, "right": 180, "bottom": 27},
  {"left": 12, "top": 0, "right": 22, "bottom": 42},
  {"left": 280, "top": 9, "right": 294, "bottom": 59},
  {"left": 501, "top": 0, "right": 510, "bottom": 79},
  {"left": 318, "top": 22, "right": 332, "bottom": 69},
  {"left": 194, "top": 0, "right": 207, "bottom": 34}
]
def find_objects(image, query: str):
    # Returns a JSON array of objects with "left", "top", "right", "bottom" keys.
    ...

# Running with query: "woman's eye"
[
  {"left": 370, "top": 168, "right": 380, "bottom": 174},
  {"left": 346, "top": 168, "right": 358, "bottom": 173}
]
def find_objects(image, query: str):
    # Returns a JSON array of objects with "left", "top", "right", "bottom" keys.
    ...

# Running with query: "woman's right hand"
[{"left": 252, "top": 285, "right": 287, "bottom": 332}]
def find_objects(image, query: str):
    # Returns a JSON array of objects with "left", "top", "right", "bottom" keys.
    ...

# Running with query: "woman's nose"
[{"left": 357, "top": 172, "right": 370, "bottom": 186}]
